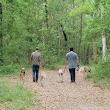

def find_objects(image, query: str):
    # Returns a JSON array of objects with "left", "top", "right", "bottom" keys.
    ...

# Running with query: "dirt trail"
[{"left": 7, "top": 69, "right": 110, "bottom": 110}]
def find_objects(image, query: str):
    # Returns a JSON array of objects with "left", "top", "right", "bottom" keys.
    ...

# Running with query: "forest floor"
[{"left": 5, "top": 69, "right": 110, "bottom": 110}]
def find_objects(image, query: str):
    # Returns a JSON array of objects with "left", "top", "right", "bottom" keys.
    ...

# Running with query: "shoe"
[
  {"left": 33, "top": 77, "right": 35, "bottom": 82},
  {"left": 71, "top": 80, "right": 75, "bottom": 83}
]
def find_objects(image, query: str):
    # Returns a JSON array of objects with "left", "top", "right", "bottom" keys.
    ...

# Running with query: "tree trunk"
[
  {"left": 73, "top": 0, "right": 74, "bottom": 6},
  {"left": 60, "top": 24, "right": 67, "bottom": 48},
  {"left": 101, "top": 5, "right": 106, "bottom": 60},
  {"left": 58, "top": 38, "right": 61, "bottom": 56},
  {"left": 102, "top": 31, "right": 106, "bottom": 60},
  {"left": 0, "top": 3, "right": 3, "bottom": 65},
  {"left": 92, "top": 36, "right": 97, "bottom": 63},
  {"left": 44, "top": 0, "right": 48, "bottom": 28},
  {"left": 78, "top": 14, "right": 83, "bottom": 54},
  {"left": 85, "top": 45, "right": 92, "bottom": 64}
]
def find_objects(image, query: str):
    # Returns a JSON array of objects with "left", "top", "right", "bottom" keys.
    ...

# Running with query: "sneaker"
[
  {"left": 33, "top": 77, "right": 35, "bottom": 82},
  {"left": 71, "top": 80, "right": 75, "bottom": 83}
]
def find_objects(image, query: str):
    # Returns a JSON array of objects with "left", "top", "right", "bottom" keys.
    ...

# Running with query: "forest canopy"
[{"left": 0, "top": 0, "right": 110, "bottom": 69}]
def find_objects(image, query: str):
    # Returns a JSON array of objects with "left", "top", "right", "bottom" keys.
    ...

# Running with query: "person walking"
[
  {"left": 65, "top": 47, "right": 79, "bottom": 83},
  {"left": 30, "top": 47, "right": 41, "bottom": 82}
]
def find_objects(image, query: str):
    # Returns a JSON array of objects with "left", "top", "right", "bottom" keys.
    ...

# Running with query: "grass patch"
[
  {"left": 86, "top": 60, "right": 110, "bottom": 89},
  {"left": 0, "top": 79, "right": 40, "bottom": 110},
  {"left": 0, "top": 65, "right": 20, "bottom": 76},
  {"left": 93, "top": 78, "right": 110, "bottom": 88},
  {"left": 0, "top": 64, "right": 31, "bottom": 77}
]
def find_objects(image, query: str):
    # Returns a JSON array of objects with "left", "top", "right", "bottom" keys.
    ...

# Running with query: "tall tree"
[
  {"left": 101, "top": 4, "right": 106, "bottom": 60},
  {"left": 102, "top": 31, "right": 106, "bottom": 60},
  {"left": 60, "top": 24, "right": 67, "bottom": 47},
  {"left": 44, "top": 0, "right": 48, "bottom": 28}
]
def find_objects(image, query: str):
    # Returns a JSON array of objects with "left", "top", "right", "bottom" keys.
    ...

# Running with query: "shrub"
[{"left": 0, "top": 65, "right": 20, "bottom": 75}]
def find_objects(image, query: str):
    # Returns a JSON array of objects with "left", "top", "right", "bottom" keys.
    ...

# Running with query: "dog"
[
  {"left": 78, "top": 66, "right": 91, "bottom": 74},
  {"left": 58, "top": 69, "right": 64, "bottom": 83},
  {"left": 20, "top": 68, "right": 25, "bottom": 80},
  {"left": 40, "top": 73, "right": 46, "bottom": 87},
  {"left": 76, "top": 64, "right": 82, "bottom": 71}
]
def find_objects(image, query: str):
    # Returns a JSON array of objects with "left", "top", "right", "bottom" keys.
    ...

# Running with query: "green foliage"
[
  {"left": 86, "top": 54, "right": 110, "bottom": 88},
  {"left": 1, "top": 0, "right": 110, "bottom": 71},
  {"left": 45, "top": 56, "right": 64, "bottom": 70},
  {"left": 0, "top": 80, "right": 40, "bottom": 110},
  {"left": 0, "top": 65, "right": 20, "bottom": 75},
  {"left": 70, "top": 2, "right": 94, "bottom": 17},
  {"left": 94, "top": 56, "right": 110, "bottom": 79}
]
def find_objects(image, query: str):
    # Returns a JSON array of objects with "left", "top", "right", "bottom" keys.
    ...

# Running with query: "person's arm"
[
  {"left": 64, "top": 59, "right": 67, "bottom": 67},
  {"left": 38, "top": 54, "right": 42, "bottom": 68},
  {"left": 39, "top": 60, "right": 42, "bottom": 68},
  {"left": 77, "top": 59, "right": 80, "bottom": 66},
  {"left": 76, "top": 54, "right": 80, "bottom": 66}
]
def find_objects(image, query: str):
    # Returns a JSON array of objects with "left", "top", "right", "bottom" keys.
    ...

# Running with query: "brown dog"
[
  {"left": 20, "top": 68, "right": 25, "bottom": 80},
  {"left": 78, "top": 66, "right": 91, "bottom": 74}
]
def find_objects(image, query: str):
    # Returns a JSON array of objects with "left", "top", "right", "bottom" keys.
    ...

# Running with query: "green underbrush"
[
  {"left": 86, "top": 56, "right": 110, "bottom": 89},
  {"left": 0, "top": 64, "right": 31, "bottom": 76},
  {"left": 0, "top": 57, "right": 64, "bottom": 76},
  {"left": 0, "top": 65, "right": 19, "bottom": 75}
]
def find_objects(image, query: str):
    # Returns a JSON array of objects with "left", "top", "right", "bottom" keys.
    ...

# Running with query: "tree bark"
[
  {"left": 78, "top": 14, "right": 83, "bottom": 54},
  {"left": 60, "top": 24, "right": 67, "bottom": 48},
  {"left": 102, "top": 31, "right": 106, "bottom": 60},
  {"left": 44, "top": 0, "right": 48, "bottom": 28},
  {"left": 101, "top": 5, "right": 106, "bottom": 60},
  {"left": 92, "top": 35, "right": 97, "bottom": 63},
  {"left": 85, "top": 46, "right": 91, "bottom": 64}
]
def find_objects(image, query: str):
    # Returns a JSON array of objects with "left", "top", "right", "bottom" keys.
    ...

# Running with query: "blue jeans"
[
  {"left": 69, "top": 68, "right": 75, "bottom": 82},
  {"left": 32, "top": 64, "right": 40, "bottom": 81}
]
